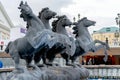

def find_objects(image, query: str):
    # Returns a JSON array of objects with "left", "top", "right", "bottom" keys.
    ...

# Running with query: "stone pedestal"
[{"left": 7, "top": 66, "right": 89, "bottom": 80}]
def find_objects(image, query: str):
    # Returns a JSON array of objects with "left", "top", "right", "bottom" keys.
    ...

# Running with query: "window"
[{"left": 106, "top": 28, "right": 111, "bottom": 32}]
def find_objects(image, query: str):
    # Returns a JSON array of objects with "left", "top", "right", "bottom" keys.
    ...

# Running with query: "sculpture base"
[{"left": 7, "top": 65, "right": 89, "bottom": 80}]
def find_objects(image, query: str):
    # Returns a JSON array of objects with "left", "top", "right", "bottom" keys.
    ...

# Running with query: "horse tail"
[{"left": 5, "top": 41, "right": 12, "bottom": 54}]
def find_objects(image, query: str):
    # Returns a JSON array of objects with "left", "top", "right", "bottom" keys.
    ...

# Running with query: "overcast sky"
[{"left": 1, "top": 0, "right": 120, "bottom": 33}]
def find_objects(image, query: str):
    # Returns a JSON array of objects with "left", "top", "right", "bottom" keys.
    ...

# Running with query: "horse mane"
[
  {"left": 72, "top": 17, "right": 87, "bottom": 38},
  {"left": 72, "top": 26, "right": 78, "bottom": 38},
  {"left": 38, "top": 7, "right": 49, "bottom": 18},
  {"left": 52, "top": 19, "right": 59, "bottom": 32},
  {"left": 52, "top": 15, "right": 66, "bottom": 32}
]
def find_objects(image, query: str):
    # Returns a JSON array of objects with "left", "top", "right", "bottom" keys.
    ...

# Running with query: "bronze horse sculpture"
[
  {"left": 52, "top": 15, "right": 76, "bottom": 66},
  {"left": 52, "top": 17, "right": 110, "bottom": 66},
  {"left": 33, "top": 7, "right": 66, "bottom": 66},
  {"left": 34, "top": 8, "right": 74, "bottom": 66},
  {"left": 4, "top": 1, "right": 61, "bottom": 72},
  {"left": 71, "top": 17, "right": 110, "bottom": 64}
]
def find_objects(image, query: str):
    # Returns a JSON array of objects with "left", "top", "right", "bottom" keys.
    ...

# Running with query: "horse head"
[
  {"left": 52, "top": 15, "right": 72, "bottom": 32},
  {"left": 77, "top": 17, "right": 96, "bottom": 27},
  {"left": 18, "top": 1, "right": 33, "bottom": 21},
  {"left": 38, "top": 7, "right": 56, "bottom": 20},
  {"left": 73, "top": 17, "right": 96, "bottom": 38},
  {"left": 56, "top": 15, "right": 72, "bottom": 27}
]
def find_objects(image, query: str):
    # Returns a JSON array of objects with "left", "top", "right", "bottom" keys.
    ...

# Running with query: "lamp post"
[
  {"left": 73, "top": 17, "right": 76, "bottom": 22},
  {"left": 115, "top": 13, "right": 120, "bottom": 45},
  {"left": 114, "top": 30, "right": 119, "bottom": 46},
  {"left": 78, "top": 14, "right": 80, "bottom": 20},
  {"left": 73, "top": 14, "right": 80, "bottom": 22},
  {"left": 115, "top": 13, "right": 120, "bottom": 32}
]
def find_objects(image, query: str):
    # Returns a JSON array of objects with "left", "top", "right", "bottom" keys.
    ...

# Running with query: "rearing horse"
[
  {"left": 4, "top": 1, "right": 57, "bottom": 72},
  {"left": 71, "top": 17, "right": 110, "bottom": 63},
  {"left": 34, "top": 7, "right": 66, "bottom": 66},
  {"left": 35, "top": 8, "right": 73, "bottom": 66},
  {"left": 52, "top": 15, "right": 76, "bottom": 65}
]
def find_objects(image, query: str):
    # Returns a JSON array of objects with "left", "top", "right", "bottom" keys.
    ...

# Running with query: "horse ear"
[
  {"left": 25, "top": 2, "right": 28, "bottom": 5},
  {"left": 18, "top": 1, "right": 23, "bottom": 9},
  {"left": 19, "top": 1, "right": 23, "bottom": 6}
]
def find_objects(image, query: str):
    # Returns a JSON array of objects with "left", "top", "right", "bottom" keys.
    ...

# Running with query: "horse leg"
[
  {"left": 47, "top": 57, "right": 59, "bottom": 66},
  {"left": 34, "top": 56, "right": 41, "bottom": 65},
  {"left": 61, "top": 54, "right": 76, "bottom": 67},
  {"left": 61, "top": 53, "right": 70, "bottom": 66},
  {"left": 94, "top": 40, "right": 109, "bottom": 62},
  {"left": 42, "top": 52, "right": 46, "bottom": 64},
  {"left": 94, "top": 40, "right": 110, "bottom": 50},
  {"left": 25, "top": 55, "right": 33, "bottom": 68},
  {"left": 61, "top": 54, "right": 77, "bottom": 67},
  {"left": 65, "top": 56, "right": 71, "bottom": 66},
  {"left": 70, "top": 56, "right": 82, "bottom": 68},
  {"left": 93, "top": 45, "right": 108, "bottom": 62},
  {"left": 13, "top": 51, "right": 24, "bottom": 73},
  {"left": 34, "top": 52, "right": 43, "bottom": 67},
  {"left": 102, "top": 46, "right": 108, "bottom": 62},
  {"left": 45, "top": 54, "right": 59, "bottom": 66}
]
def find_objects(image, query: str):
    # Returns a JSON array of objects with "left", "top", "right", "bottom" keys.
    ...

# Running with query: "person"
[
  {"left": 0, "top": 45, "right": 3, "bottom": 50},
  {"left": 88, "top": 58, "right": 92, "bottom": 65},
  {"left": 0, "top": 60, "right": 3, "bottom": 68}
]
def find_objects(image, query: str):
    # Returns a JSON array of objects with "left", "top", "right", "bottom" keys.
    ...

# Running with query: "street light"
[
  {"left": 115, "top": 13, "right": 120, "bottom": 32},
  {"left": 78, "top": 14, "right": 80, "bottom": 20},
  {"left": 114, "top": 30, "right": 119, "bottom": 45},
  {"left": 114, "top": 30, "right": 119, "bottom": 38},
  {"left": 73, "top": 17, "right": 76, "bottom": 22},
  {"left": 73, "top": 14, "right": 81, "bottom": 22},
  {"left": 115, "top": 13, "right": 120, "bottom": 46}
]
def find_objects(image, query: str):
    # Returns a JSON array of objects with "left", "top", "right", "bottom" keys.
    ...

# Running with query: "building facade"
[
  {"left": 0, "top": 2, "right": 13, "bottom": 51},
  {"left": 92, "top": 27, "right": 119, "bottom": 46},
  {"left": 81, "top": 27, "right": 120, "bottom": 65}
]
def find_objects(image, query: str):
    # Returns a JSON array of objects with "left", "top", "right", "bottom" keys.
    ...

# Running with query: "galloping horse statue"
[
  {"left": 33, "top": 7, "right": 66, "bottom": 66},
  {"left": 52, "top": 17, "right": 110, "bottom": 66},
  {"left": 4, "top": 1, "right": 60, "bottom": 72},
  {"left": 35, "top": 8, "right": 74, "bottom": 66},
  {"left": 52, "top": 15, "right": 76, "bottom": 65},
  {"left": 70, "top": 17, "right": 110, "bottom": 64}
]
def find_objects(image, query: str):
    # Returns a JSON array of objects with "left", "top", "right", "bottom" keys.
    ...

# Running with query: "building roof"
[{"left": 93, "top": 27, "right": 119, "bottom": 33}]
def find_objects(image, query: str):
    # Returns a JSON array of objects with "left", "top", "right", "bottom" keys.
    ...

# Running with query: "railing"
[
  {"left": 0, "top": 68, "right": 13, "bottom": 80},
  {"left": 0, "top": 65, "right": 120, "bottom": 80},
  {"left": 84, "top": 65, "right": 120, "bottom": 79}
]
